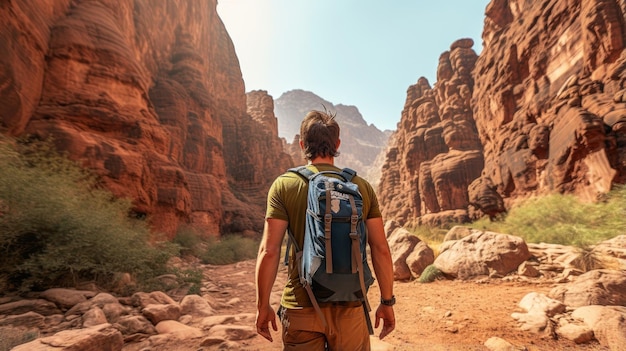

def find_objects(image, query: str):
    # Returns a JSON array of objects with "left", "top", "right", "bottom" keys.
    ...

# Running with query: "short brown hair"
[{"left": 300, "top": 110, "right": 340, "bottom": 160}]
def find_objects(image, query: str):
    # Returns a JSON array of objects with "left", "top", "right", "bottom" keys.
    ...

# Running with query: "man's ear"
[
  {"left": 299, "top": 140, "right": 305, "bottom": 150},
  {"left": 336, "top": 139, "right": 341, "bottom": 150}
]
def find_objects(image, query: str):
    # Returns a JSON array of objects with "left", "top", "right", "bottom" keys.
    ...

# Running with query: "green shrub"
[
  {"left": 177, "top": 267, "right": 203, "bottom": 295},
  {"left": 0, "top": 138, "right": 172, "bottom": 293},
  {"left": 472, "top": 186, "right": 626, "bottom": 246},
  {"left": 200, "top": 234, "right": 259, "bottom": 265},
  {"left": 419, "top": 264, "right": 443, "bottom": 283},
  {"left": 0, "top": 327, "right": 39, "bottom": 351},
  {"left": 173, "top": 226, "right": 205, "bottom": 256}
]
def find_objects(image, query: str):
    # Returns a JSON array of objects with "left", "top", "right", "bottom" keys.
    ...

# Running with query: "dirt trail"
[{"left": 199, "top": 259, "right": 608, "bottom": 351}]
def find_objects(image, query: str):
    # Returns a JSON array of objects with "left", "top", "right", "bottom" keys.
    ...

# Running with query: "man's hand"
[
  {"left": 374, "top": 304, "right": 395, "bottom": 339},
  {"left": 256, "top": 305, "right": 278, "bottom": 342}
]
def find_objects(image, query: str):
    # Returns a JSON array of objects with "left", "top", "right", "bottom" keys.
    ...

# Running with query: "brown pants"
[{"left": 280, "top": 305, "right": 370, "bottom": 351}]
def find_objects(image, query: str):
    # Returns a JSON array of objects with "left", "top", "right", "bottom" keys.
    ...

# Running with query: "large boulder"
[
  {"left": 406, "top": 241, "right": 435, "bottom": 278},
  {"left": 39, "top": 288, "right": 96, "bottom": 310},
  {"left": 179, "top": 295, "right": 215, "bottom": 318},
  {"left": 387, "top": 227, "right": 421, "bottom": 281},
  {"left": 548, "top": 269, "right": 626, "bottom": 307},
  {"left": 142, "top": 303, "right": 182, "bottom": 325},
  {"left": 571, "top": 305, "right": 626, "bottom": 350},
  {"left": 434, "top": 230, "right": 531, "bottom": 279}
]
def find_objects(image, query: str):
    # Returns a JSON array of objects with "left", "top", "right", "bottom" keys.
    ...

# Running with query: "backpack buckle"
[{"left": 324, "top": 214, "right": 332, "bottom": 224}]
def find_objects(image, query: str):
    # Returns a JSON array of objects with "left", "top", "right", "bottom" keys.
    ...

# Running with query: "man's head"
[{"left": 299, "top": 110, "right": 340, "bottom": 161}]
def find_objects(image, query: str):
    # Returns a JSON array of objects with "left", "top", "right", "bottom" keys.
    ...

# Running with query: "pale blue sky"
[{"left": 217, "top": 1, "right": 489, "bottom": 131}]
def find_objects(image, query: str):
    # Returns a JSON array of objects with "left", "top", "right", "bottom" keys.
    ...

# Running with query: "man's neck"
[{"left": 308, "top": 156, "right": 334, "bottom": 166}]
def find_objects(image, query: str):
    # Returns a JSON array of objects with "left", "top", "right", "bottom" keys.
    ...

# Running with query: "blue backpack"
[{"left": 285, "top": 166, "right": 374, "bottom": 334}]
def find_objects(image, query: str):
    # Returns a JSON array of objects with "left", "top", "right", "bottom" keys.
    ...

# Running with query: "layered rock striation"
[
  {"left": 380, "top": 0, "right": 626, "bottom": 225},
  {"left": 474, "top": 0, "right": 626, "bottom": 206},
  {"left": 0, "top": 0, "right": 291, "bottom": 237},
  {"left": 379, "top": 39, "right": 484, "bottom": 226}
]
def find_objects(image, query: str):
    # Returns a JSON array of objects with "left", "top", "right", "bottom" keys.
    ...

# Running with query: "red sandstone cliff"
[
  {"left": 379, "top": 39, "right": 485, "bottom": 226},
  {"left": 380, "top": 0, "right": 626, "bottom": 226},
  {"left": 0, "top": 0, "right": 291, "bottom": 237}
]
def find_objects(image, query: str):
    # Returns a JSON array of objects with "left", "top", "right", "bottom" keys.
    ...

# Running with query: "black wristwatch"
[{"left": 381, "top": 295, "right": 396, "bottom": 306}]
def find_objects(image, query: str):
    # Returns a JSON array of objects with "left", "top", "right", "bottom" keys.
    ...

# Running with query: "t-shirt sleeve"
[
  {"left": 265, "top": 176, "right": 289, "bottom": 221},
  {"left": 362, "top": 179, "right": 382, "bottom": 219}
]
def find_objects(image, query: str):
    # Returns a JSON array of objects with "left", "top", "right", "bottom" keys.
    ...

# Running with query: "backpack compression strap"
[
  {"left": 348, "top": 193, "right": 373, "bottom": 334},
  {"left": 324, "top": 179, "right": 333, "bottom": 274}
]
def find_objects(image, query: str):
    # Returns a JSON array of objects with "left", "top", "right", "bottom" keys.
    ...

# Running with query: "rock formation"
[
  {"left": 380, "top": 0, "right": 626, "bottom": 225},
  {"left": 473, "top": 0, "right": 626, "bottom": 206},
  {"left": 274, "top": 89, "right": 389, "bottom": 183},
  {"left": 379, "top": 39, "right": 484, "bottom": 226},
  {"left": 244, "top": 89, "right": 294, "bottom": 187},
  {"left": 0, "top": 0, "right": 291, "bottom": 237}
]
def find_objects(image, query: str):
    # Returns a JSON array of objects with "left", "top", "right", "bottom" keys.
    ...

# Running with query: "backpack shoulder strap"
[
  {"left": 282, "top": 166, "right": 313, "bottom": 266},
  {"left": 290, "top": 166, "right": 356, "bottom": 182},
  {"left": 288, "top": 166, "right": 315, "bottom": 182},
  {"left": 340, "top": 168, "right": 357, "bottom": 182}
]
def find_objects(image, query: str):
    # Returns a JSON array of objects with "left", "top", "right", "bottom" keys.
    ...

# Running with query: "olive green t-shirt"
[{"left": 265, "top": 163, "right": 382, "bottom": 309}]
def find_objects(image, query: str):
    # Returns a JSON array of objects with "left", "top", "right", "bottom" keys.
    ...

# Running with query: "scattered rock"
[
  {"left": 0, "top": 299, "right": 61, "bottom": 317},
  {"left": 571, "top": 305, "right": 626, "bottom": 350},
  {"left": 39, "top": 288, "right": 96, "bottom": 310},
  {"left": 0, "top": 311, "right": 45, "bottom": 329},
  {"left": 484, "top": 336, "right": 524, "bottom": 351},
  {"left": 207, "top": 324, "right": 255, "bottom": 341},
  {"left": 82, "top": 306, "right": 108, "bottom": 327},
  {"left": 115, "top": 315, "right": 157, "bottom": 336},
  {"left": 517, "top": 262, "right": 540, "bottom": 278},
  {"left": 548, "top": 269, "right": 626, "bottom": 307},
  {"left": 179, "top": 295, "right": 215, "bottom": 318},
  {"left": 142, "top": 303, "right": 181, "bottom": 324},
  {"left": 131, "top": 291, "right": 176, "bottom": 309},
  {"left": 154, "top": 320, "right": 203, "bottom": 340},
  {"left": 556, "top": 323, "right": 594, "bottom": 344},
  {"left": 518, "top": 292, "right": 565, "bottom": 317},
  {"left": 12, "top": 323, "right": 123, "bottom": 351}
]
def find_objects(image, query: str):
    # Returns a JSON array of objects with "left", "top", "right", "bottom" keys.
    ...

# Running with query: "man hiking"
[{"left": 255, "top": 109, "right": 395, "bottom": 350}]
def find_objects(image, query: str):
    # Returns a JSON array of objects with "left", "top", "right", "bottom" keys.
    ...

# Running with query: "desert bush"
[
  {"left": 0, "top": 327, "right": 39, "bottom": 351},
  {"left": 0, "top": 138, "right": 171, "bottom": 293},
  {"left": 472, "top": 187, "right": 626, "bottom": 246},
  {"left": 419, "top": 264, "right": 443, "bottom": 283},
  {"left": 173, "top": 226, "right": 205, "bottom": 256},
  {"left": 200, "top": 234, "right": 259, "bottom": 265}
]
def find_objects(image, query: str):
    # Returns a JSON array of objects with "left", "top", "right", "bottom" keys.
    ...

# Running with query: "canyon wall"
[
  {"left": 379, "top": 39, "right": 485, "bottom": 226},
  {"left": 380, "top": 0, "right": 626, "bottom": 226},
  {"left": 0, "top": 0, "right": 291, "bottom": 237}
]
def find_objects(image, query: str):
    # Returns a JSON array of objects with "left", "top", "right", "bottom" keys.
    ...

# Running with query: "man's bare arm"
[
  {"left": 366, "top": 217, "right": 395, "bottom": 339},
  {"left": 255, "top": 218, "right": 288, "bottom": 341}
]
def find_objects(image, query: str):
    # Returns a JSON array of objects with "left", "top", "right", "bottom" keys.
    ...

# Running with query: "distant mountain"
[{"left": 274, "top": 89, "right": 389, "bottom": 184}]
